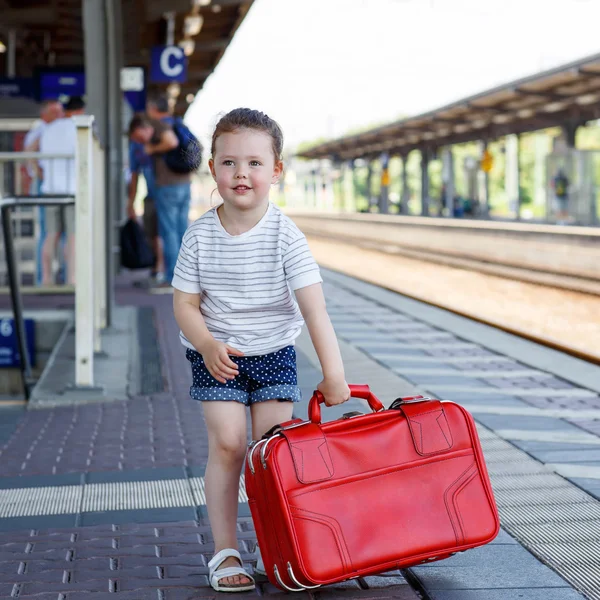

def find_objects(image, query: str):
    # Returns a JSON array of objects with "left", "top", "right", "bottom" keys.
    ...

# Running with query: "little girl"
[{"left": 172, "top": 108, "right": 350, "bottom": 592}]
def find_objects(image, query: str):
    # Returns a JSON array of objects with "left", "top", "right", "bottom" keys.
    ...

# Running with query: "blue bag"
[{"left": 164, "top": 118, "right": 203, "bottom": 174}]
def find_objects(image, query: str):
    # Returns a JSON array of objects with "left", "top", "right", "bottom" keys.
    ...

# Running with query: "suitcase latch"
[
  {"left": 390, "top": 396, "right": 432, "bottom": 409},
  {"left": 342, "top": 411, "right": 363, "bottom": 419}
]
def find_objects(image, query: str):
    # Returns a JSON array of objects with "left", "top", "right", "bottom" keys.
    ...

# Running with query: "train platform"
[{"left": 0, "top": 268, "right": 598, "bottom": 599}]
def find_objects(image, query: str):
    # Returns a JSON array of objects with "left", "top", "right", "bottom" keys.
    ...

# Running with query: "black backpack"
[
  {"left": 120, "top": 218, "right": 155, "bottom": 270},
  {"left": 164, "top": 118, "right": 203, "bottom": 174}
]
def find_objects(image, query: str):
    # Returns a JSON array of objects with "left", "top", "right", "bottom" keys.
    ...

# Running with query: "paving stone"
[
  {"left": 18, "top": 578, "right": 113, "bottom": 594},
  {"left": 526, "top": 449, "right": 600, "bottom": 463},
  {"left": 470, "top": 414, "right": 584, "bottom": 433},
  {"left": 10, "top": 569, "right": 70, "bottom": 583},
  {"left": 487, "top": 529, "right": 519, "bottom": 545},
  {"left": 0, "top": 473, "right": 83, "bottom": 489},
  {"left": 119, "top": 554, "right": 207, "bottom": 569},
  {"left": 12, "top": 595, "right": 61, "bottom": 600},
  {"left": 0, "top": 514, "right": 78, "bottom": 533},
  {"left": 160, "top": 543, "right": 209, "bottom": 558},
  {"left": 425, "top": 590, "right": 585, "bottom": 600},
  {"left": 412, "top": 545, "right": 570, "bottom": 589},
  {"left": 79, "top": 508, "right": 198, "bottom": 527},
  {"left": 361, "top": 575, "right": 409, "bottom": 588},
  {"left": 316, "top": 585, "right": 418, "bottom": 599},
  {"left": 512, "top": 440, "right": 600, "bottom": 452},
  {"left": 117, "top": 575, "right": 209, "bottom": 590},
  {"left": 73, "top": 544, "right": 158, "bottom": 559},
  {"left": 568, "top": 477, "right": 600, "bottom": 500},
  {"left": 428, "top": 392, "right": 528, "bottom": 406},
  {"left": 322, "top": 578, "right": 361, "bottom": 589},
  {"left": 85, "top": 467, "right": 188, "bottom": 484},
  {"left": 64, "top": 591, "right": 160, "bottom": 600}
]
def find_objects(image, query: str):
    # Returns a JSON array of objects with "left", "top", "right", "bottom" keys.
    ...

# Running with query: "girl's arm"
[
  {"left": 295, "top": 283, "right": 350, "bottom": 406},
  {"left": 173, "top": 289, "right": 213, "bottom": 353},
  {"left": 173, "top": 289, "right": 242, "bottom": 383}
]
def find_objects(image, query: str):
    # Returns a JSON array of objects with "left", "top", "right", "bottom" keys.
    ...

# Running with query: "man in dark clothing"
[{"left": 128, "top": 112, "right": 191, "bottom": 288}]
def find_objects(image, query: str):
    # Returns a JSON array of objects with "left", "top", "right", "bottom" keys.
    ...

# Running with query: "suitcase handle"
[{"left": 309, "top": 384, "right": 384, "bottom": 424}]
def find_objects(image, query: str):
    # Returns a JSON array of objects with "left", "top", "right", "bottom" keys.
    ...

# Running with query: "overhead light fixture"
[
  {"left": 184, "top": 14, "right": 204, "bottom": 36},
  {"left": 517, "top": 108, "right": 534, "bottom": 119},
  {"left": 167, "top": 82, "right": 181, "bottom": 98},
  {"left": 192, "top": 0, "right": 211, "bottom": 6},
  {"left": 186, "top": 93, "right": 195, "bottom": 103},
  {"left": 0, "top": 41, "right": 6, "bottom": 54},
  {"left": 577, "top": 93, "right": 598, "bottom": 105},
  {"left": 179, "top": 38, "right": 195, "bottom": 56}
]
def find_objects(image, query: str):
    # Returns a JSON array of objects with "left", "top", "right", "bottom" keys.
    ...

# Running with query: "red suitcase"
[{"left": 245, "top": 384, "right": 500, "bottom": 591}]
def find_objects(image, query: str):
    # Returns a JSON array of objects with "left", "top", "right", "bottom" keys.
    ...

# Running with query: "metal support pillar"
[
  {"left": 480, "top": 140, "right": 490, "bottom": 217},
  {"left": 7, "top": 30, "right": 17, "bottom": 78},
  {"left": 379, "top": 152, "right": 390, "bottom": 214},
  {"left": 516, "top": 134, "right": 522, "bottom": 219},
  {"left": 347, "top": 160, "right": 356, "bottom": 212},
  {"left": 164, "top": 12, "right": 175, "bottom": 46},
  {"left": 83, "top": 0, "right": 122, "bottom": 327},
  {"left": 562, "top": 123, "right": 578, "bottom": 149},
  {"left": 83, "top": 0, "right": 110, "bottom": 328},
  {"left": 421, "top": 149, "right": 430, "bottom": 216},
  {"left": 107, "top": 0, "right": 124, "bottom": 324},
  {"left": 441, "top": 147, "right": 455, "bottom": 217},
  {"left": 366, "top": 161, "right": 373, "bottom": 211},
  {"left": 400, "top": 155, "right": 410, "bottom": 215}
]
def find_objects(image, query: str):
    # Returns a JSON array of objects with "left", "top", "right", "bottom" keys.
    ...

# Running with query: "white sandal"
[{"left": 208, "top": 548, "right": 256, "bottom": 592}]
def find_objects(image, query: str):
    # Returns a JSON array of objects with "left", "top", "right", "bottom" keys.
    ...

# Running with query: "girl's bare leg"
[{"left": 203, "top": 401, "right": 251, "bottom": 586}]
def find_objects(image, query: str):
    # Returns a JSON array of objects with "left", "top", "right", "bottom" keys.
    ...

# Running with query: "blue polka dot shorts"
[{"left": 185, "top": 345, "right": 301, "bottom": 406}]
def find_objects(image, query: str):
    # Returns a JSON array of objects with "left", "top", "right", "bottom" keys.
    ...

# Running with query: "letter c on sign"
[{"left": 160, "top": 47, "right": 184, "bottom": 78}]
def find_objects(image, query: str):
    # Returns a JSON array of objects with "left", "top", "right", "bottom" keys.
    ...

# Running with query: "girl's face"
[{"left": 209, "top": 129, "right": 283, "bottom": 211}]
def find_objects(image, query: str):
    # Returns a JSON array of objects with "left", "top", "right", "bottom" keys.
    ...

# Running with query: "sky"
[{"left": 186, "top": 0, "right": 600, "bottom": 151}]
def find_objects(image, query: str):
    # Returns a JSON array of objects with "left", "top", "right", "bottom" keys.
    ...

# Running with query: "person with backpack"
[
  {"left": 552, "top": 167, "right": 570, "bottom": 224},
  {"left": 128, "top": 101, "right": 201, "bottom": 289}
]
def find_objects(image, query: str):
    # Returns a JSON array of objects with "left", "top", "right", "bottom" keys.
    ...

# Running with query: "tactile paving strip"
[
  {"left": 81, "top": 479, "right": 192, "bottom": 512},
  {"left": 0, "top": 485, "right": 82, "bottom": 518},
  {"left": 0, "top": 476, "right": 249, "bottom": 519}
]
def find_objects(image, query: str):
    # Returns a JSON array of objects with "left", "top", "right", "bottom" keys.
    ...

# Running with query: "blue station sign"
[
  {"left": 0, "top": 78, "right": 35, "bottom": 98},
  {"left": 0, "top": 318, "right": 35, "bottom": 368},
  {"left": 150, "top": 46, "right": 187, "bottom": 83},
  {"left": 39, "top": 71, "right": 86, "bottom": 100}
]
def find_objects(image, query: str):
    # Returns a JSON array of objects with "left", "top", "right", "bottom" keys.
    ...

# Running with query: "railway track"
[
  {"left": 302, "top": 228, "right": 600, "bottom": 297},
  {"left": 302, "top": 233, "right": 600, "bottom": 367}
]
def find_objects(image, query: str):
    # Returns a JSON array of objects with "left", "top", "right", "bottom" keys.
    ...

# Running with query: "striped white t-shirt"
[{"left": 172, "top": 203, "right": 323, "bottom": 356}]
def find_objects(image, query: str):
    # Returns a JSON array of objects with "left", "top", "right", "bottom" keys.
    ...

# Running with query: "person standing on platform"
[
  {"left": 29, "top": 96, "right": 85, "bottom": 285},
  {"left": 127, "top": 130, "right": 166, "bottom": 285},
  {"left": 24, "top": 99, "right": 64, "bottom": 285},
  {"left": 171, "top": 108, "right": 350, "bottom": 592},
  {"left": 128, "top": 102, "right": 192, "bottom": 290},
  {"left": 552, "top": 168, "right": 570, "bottom": 224}
]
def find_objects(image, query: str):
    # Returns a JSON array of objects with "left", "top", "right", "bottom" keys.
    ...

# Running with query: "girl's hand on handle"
[
  {"left": 317, "top": 377, "right": 351, "bottom": 407},
  {"left": 200, "top": 340, "right": 244, "bottom": 384}
]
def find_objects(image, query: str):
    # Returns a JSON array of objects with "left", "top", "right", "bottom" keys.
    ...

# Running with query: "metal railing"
[{"left": 0, "top": 116, "right": 106, "bottom": 398}]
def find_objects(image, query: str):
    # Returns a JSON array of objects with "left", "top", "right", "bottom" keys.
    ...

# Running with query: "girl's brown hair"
[{"left": 211, "top": 108, "right": 284, "bottom": 161}]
